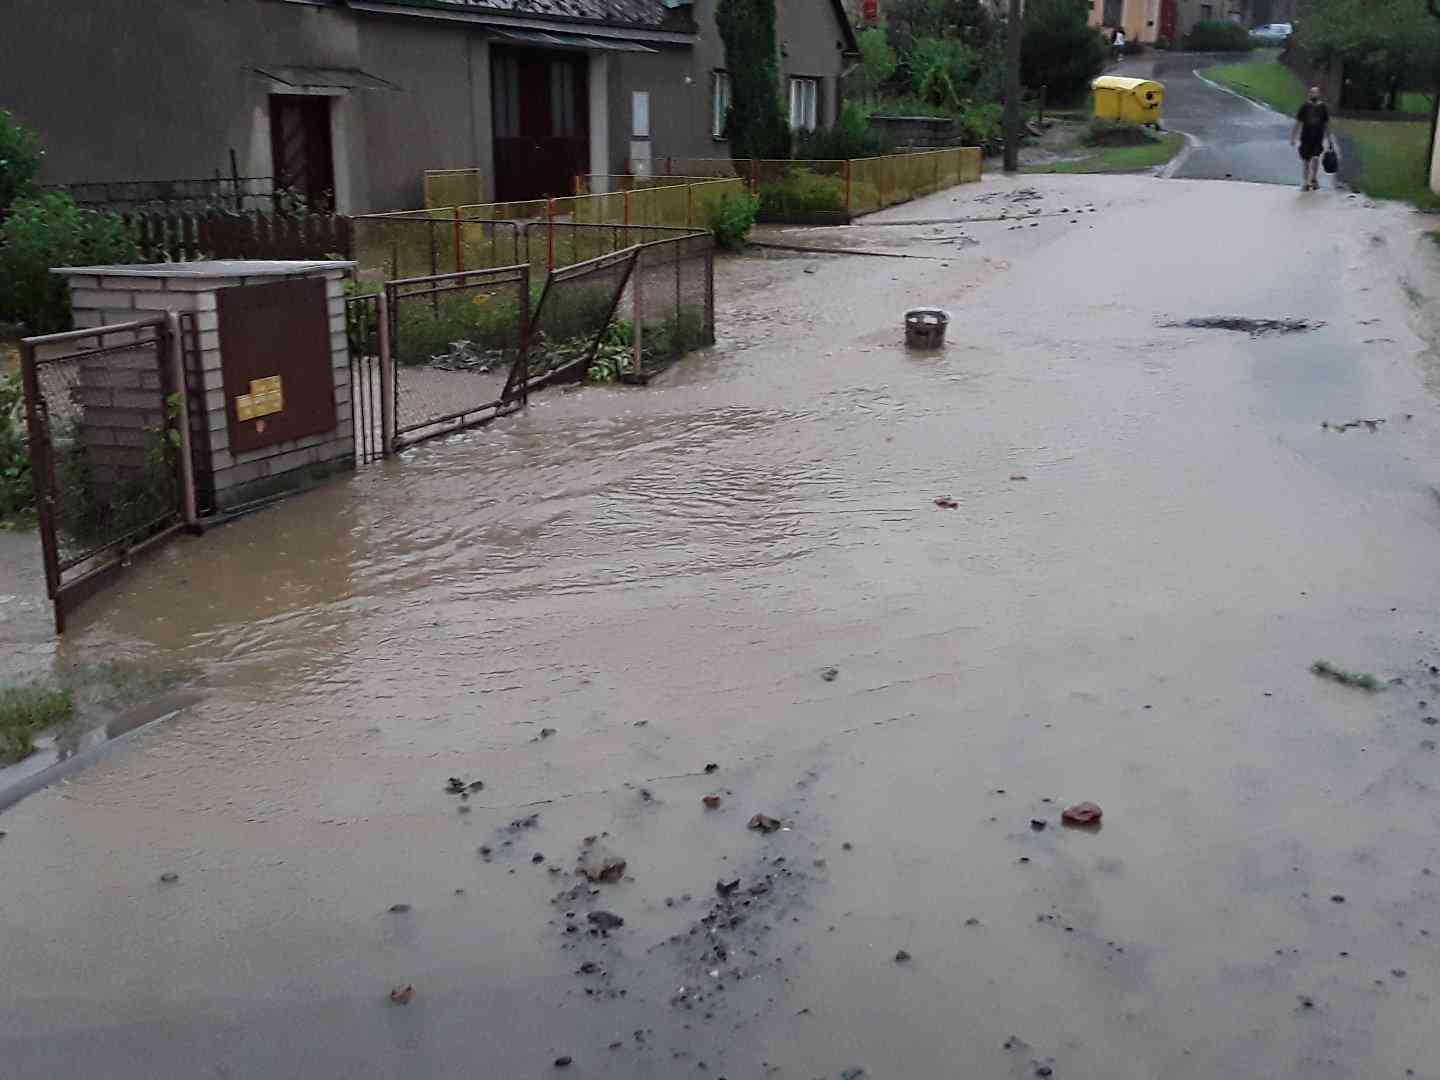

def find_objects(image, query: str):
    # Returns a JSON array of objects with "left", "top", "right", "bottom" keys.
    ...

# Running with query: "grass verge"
[
  {"left": 0, "top": 684, "right": 74, "bottom": 764},
  {"left": 1026, "top": 132, "right": 1186, "bottom": 175},
  {"left": 1205, "top": 60, "right": 1440, "bottom": 209}
]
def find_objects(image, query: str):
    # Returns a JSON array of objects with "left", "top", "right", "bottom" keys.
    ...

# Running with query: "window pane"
[{"left": 632, "top": 90, "right": 650, "bottom": 138}]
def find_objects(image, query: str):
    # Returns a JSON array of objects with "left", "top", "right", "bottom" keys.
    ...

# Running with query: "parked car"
[{"left": 1250, "top": 23, "right": 1293, "bottom": 45}]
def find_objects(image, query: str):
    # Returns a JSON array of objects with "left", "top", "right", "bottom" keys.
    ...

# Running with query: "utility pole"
[{"left": 1003, "top": 0, "right": 1023, "bottom": 173}]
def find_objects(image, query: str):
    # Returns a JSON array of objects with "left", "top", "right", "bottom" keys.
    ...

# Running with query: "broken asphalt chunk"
[
  {"left": 1061, "top": 802, "right": 1103, "bottom": 827},
  {"left": 748, "top": 814, "right": 782, "bottom": 834}
]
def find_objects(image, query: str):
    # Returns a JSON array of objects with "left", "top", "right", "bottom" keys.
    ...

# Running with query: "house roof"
[{"left": 361, "top": 0, "right": 687, "bottom": 31}]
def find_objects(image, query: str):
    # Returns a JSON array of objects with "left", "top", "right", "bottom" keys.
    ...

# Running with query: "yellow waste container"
[{"left": 1091, "top": 77, "right": 1165, "bottom": 124}]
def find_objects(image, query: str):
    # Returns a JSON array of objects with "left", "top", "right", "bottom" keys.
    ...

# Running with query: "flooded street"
[{"left": 6, "top": 174, "right": 1440, "bottom": 1078}]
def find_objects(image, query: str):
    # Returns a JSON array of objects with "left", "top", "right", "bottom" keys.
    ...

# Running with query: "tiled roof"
[{"left": 379, "top": 0, "right": 686, "bottom": 30}]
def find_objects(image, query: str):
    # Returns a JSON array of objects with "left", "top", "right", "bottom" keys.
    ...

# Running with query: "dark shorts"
[{"left": 1299, "top": 133, "right": 1325, "bottom": 161}]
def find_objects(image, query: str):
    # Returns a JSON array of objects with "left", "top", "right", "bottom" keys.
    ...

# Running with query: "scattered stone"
[
  {"left": 577, "top": 962, "right": 600, "bottom": 974},
  {"left": 804, "top": 265, "right": 817, "bottom": 274},
  {"left": 532, "top": 853, "right": 545, "bottom": 864},
  {"left": 509, "top": 813, "right": 541, "bottom": 832},
  {"left": 455, "top": 888, "right": 465, "bottom": 895},
  {"left": 748, "top": 814, "right": 782, "bottom": 834},
  {"left": 1424, "top": 717, "right": 1438, "bottom": 726},
  {"left": 716, "top": 878, "right": 741, "bottom": 897},
  {"left": 640, "top": 789, "right": 654, "bottom": 803},
  {"left": 934, "top": 497, "right": 959, "bottom": 509},
  {"left": 479, "top": 845, "right": 492, "bottom": 857},
  {"left": 609, "top": 1041, "right": 623, "bottom": 1050},
  {"left": 1392, "top": 968, "right": 1407, "bottom": 978},
  {"left": 389, "top": 984, "right": 415, "bottom": 1005},
  {"left": 540, "top": 728, "right": 557, "bottom": 739},
  {"left": 446, "top": 777, "right": 466, "bottom": 794},
  {"left": 158, "top": 872, "right": 179, "bottom": 884},
  {"left": 1030, "top": 819, "right": 1047, "bottom": 831},
  {"left": 703, "top": 795, "right": 723, "bottom": 809},
  {"left": 748, "top": 881, "right": 771, "bottom": 896},
  {"left": 1331, "top": 895, "right": 1346, "bottom": 904},
  {"left": 587, "top": 911, "right": 624, "bottom": 930},
  {"left": 965, "top": 917, "right": 981, "bottom": 926},
  {"left": 820, "top": 666, "right": 840, "bottom": 682},
  {"left": 389, "top": 903, "right": 411, "bottom": 913},
  {"left": 554, "top": 1055, "right": 573, "bottom": 1068},
  {"left": 577, "top": 850, "right": 627, "bottom": 883},
  {"left": 468, "top": 780, "right": 484, "bottom": 791},
  {"left": 894, "top": 949, "right": 912, "bottom": 963},
  {"left": 1061, "top": 802, "right": 1103, "bottom": 827},
  {"left": 1003, "top": 1036, "right": 1029, "bottom": 1052},
  {"left": 1172, "top": 316, "right": 1320, "bottom": 338},
  {"left": 842, "top": 842, "right": 853, "bottom": 851},
  {"left": 1298, "top": 995, "right": 1315, "bottom": 1009},
  {"left": 1010, "top": 475, "right": 1029, "bottom": 482},
  {"left": 704, "top": 763, "right": 719, "bottom": 774},
  {"left": 1035, "top": 1067, "right": 1053, "bottom": 1078},
  {"left": 841, "top": 1069, "right": 868, "bottom": 1080}
]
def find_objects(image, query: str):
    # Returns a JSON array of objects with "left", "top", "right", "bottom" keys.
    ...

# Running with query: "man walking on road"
[{"left": 1291, "top": 86, "right": 1331, "bottom": 191}]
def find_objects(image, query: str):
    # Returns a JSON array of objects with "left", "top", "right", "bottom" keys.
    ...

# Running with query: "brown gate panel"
[{"left": 217, "top": 279, "right": 337, "bottom": 454}]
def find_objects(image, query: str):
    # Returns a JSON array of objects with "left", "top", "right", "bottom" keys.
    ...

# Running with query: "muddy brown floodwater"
[{"left": 5, "top": 175, "right": 1440, "bottom": 1079}]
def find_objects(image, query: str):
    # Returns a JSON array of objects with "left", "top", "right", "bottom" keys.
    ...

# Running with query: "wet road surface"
[
  {"left": 4, "top": 174, "right": 1440, "bottom": 1078},
  {"left": 1119, "top": 51, "right": 1318, "bottom": 188}
]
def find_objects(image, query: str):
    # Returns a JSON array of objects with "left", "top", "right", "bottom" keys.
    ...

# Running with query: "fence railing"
[
  {"left": 48, "top": 176, "right": 281, "bottom": 213},
  {"left": 127, "top": 210, "right": 353, "bottom": 263},
  {"left": 659, "top": 148, "right": 983, "bottom": 219},
  {"left": 19, "top": 315, "right": 197, "bottom": 632},
  {"left": 626, "top": 233, "right": 716, "bottom": 381}
]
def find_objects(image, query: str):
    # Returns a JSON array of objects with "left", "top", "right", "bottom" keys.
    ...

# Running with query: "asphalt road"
[
  {"left": 5, "top": 173, "right": 1440, "bottom": 1078},
  {"left": 1118, "top": 52, "right": 1322, "bottom": 188}
]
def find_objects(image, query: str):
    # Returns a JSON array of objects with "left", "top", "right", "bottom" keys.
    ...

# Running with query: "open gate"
[{"left": 19, "top": 315, "right": 196, "bottom": 632}]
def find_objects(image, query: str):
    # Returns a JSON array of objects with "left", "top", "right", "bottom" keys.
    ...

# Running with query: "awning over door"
[
  {"left": 487, "top": 28, "right": 657, "bottom": 52},
  {"left": 253, "top": 67, "right": 401, "bottom": 91}
]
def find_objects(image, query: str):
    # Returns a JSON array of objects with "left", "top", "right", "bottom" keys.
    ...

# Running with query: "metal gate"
[
  {"left": 345, "top": 291, "right": 386, "bottom": 464},
  {"left": 19, "top": 315, "right": 196, "bottom": 632}
]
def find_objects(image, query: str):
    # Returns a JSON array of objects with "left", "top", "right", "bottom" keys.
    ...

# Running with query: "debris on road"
[
  {"left": 704, "top": 763, "right": 719, "bottom": 774},
  {"left": 388, "top": 903, "right": 411, "bottom": 913},
  {"left": 446, "top": 777, "right": 466, "bottom": 794},
  {"left": 508, "top": 813, "right": 541, "bottom": 832},
  {"left": 1168, "top": 316, "right": 1320, "bottom": 337},
  {"left": 820, "top": 666, "right": 840, "bottom": 682},
  {"left": 716, "top": 878, "right": 741, "bottom": 897},
  {"left": 389, "top": 984, "right": 415, "bottom": 1005},
  {"left": 577, "top": 850, "right": 627, "bottom": 883},
  {"left": 554, "top": 1055, "right": 573, "bottom": 1067},
  {"left": 1331, "top": 894, "right": 1346, "bottom": 903},
  {"left": 703, "top": 795, "right": 722, "bottom": 809},
  {"left": 748, "top": 813, "right": 782, "bottom": 834},
  {"left": 1311, "top": 661, "right": 1380, "bottom": 691},
  {"left": 1322, "top": 419, "right": 1385, "bottom": 434},
  {"left": 158, "top": 872, "right": 179, "bottom": 884},
  {"left": 934, "top": 497, "right": 959, "bottom": 509},
  {"left": 894, "top": 949, "right": 912, "bottom": 963},
  {"left": 1010, "top": 475, "right": 1029, "bottom": 482},
  {"left": 1061, "top": 802, "right": 1103, "bottom": 827},
  {"left": 587, "top": 910, "right": 624, "bottom": 930},
  {"left": 539, "top": 728, "right": 557, "bottom": 739},
  {"left": 1030, "top": 819, "right": 1047, "bottom": 831}
]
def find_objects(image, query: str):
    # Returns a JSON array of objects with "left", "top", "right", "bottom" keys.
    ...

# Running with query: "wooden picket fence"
[{"left": 127, "top": 210, "right": 353, "bottom": 263}]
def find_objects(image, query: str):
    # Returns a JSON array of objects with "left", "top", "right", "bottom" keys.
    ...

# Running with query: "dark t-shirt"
[{"left": 1296, "top": 102, "right": 1330, "bottom": 138}]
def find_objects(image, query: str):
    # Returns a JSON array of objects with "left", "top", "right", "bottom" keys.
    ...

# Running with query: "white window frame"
[
  {"left": 631, "top": 90, "right": 650, "bottom": 139},
  {"left": 788, "top": 77, "right": 819, "bottom": 132},
  {"left": 712, "top": 70, "right": 732, "bottom": 140}
]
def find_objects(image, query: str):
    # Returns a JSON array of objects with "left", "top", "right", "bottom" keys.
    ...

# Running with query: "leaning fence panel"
[
  {"left": 527, "top": 249, "right": 638, "bottom": 388},
  {"left": 627, "top": 234, "right": 715, "bottom": 381},
  {"left": 385, "top": 265, "right": 531, "bottom": 447},
  {"left": 20, "top": 317, "right": 190, "bottom": 631},
  {"left": 345, "top": 293, "right": 385, "bottom": 464}
]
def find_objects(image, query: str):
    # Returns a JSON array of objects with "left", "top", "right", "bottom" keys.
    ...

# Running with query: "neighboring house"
[
  {"left": 2, "top": 0, "right": 858, "bottom": 213},
  {"left": 1088, "top": 0, "right": 1295, "bottom": 45}
]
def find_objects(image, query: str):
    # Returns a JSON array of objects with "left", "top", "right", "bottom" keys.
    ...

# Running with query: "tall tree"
[
  {"left": 1302, "top": 0, "right": 1440, "bottom": 103},
  {"left": 716, "top": 0, "right": 791, "bottom": 162}
]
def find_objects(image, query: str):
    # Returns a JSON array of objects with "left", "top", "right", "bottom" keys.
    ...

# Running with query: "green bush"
[
  {"left": 758, "top": 168, "right": 847, "bottom": 215},
  {"left": 0, "top": 683, "right": 73, "bottom": 764},
  {"left": 0, "top": 109, "right": 44, "bottom": 214},
  {"left": 1022, "top": 0, "right": 1109, "bottom": 105},
  {"left": 908, "top": 37, "right": 982, "bottom": 110},
  {"left": 959, "top": 101, "right": 1005, "bottom": 146},
  {"left": 1083, "top": 119, "right": 1159, "bottom": 146},
  {"left": 716, "top": 0, "right": 791, "bottom": 162},
  {"left": 0, "top": 371, "right": 33, "bottom": 523},
  {"left": 1184, "top": 19, "right": 1253, "bottom": 52},
  {"left": 393, "top": 290, "right": 525, "bottom": 367},
  {"left": 0, "top": 193, "right": 141, "bottom": 333},
  {"left": 708, "top": 192, "right": 759, "bottom": 250},
  {"left": 796, "top": 102, "right": 896, "bottom": 160}
]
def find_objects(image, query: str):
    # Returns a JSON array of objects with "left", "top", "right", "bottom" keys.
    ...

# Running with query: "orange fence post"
[
  {"left": 574, "top": 174, "right": 583, "bottom": 196},
  {"left": 547, "top": 196, "right": 555, "bottom": 271},
  {"left": 452, "top": 206, "right": 463, "bottom": 272},
  {"left": 845, "top": 160, "right": 853, "bottom": 217}
]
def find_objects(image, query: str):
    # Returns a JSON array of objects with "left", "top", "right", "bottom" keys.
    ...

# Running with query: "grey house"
[{"left": 4, "top": 0, "right": 859, "bottom": 213}]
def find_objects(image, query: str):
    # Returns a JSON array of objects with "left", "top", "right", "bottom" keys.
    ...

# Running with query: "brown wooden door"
[
  {"left": 492, "top": 48, "right": 589, "bottom": 202},
  {"left": 270, "top": 96, "right": 335, "bottom": 209}
]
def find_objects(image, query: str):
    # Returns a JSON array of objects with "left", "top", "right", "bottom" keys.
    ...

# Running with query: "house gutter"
[{"left": 346, "top": 0, "right": 698, "bottom": 44}]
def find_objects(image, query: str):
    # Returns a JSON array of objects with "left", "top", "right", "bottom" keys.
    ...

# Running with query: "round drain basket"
[{"left": 905, "top": 307, "right": 949, "bottom": 349}]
